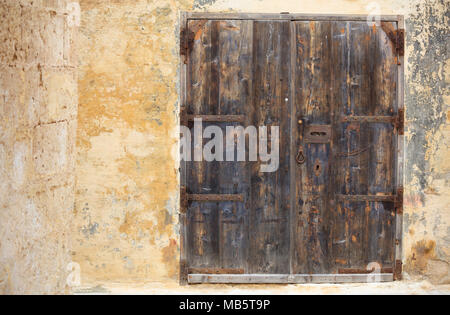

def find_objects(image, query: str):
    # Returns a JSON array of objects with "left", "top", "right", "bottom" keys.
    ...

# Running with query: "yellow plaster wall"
[{"left": 75, "top": 0, "right": 449, "bottom": 286}]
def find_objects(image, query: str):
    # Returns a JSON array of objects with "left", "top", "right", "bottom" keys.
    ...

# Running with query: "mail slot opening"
[{"left": 310, "top": 131, "right": 328, "bottom": 137}]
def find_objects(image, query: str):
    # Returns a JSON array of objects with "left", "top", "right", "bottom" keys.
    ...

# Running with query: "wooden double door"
[{"left": 180, "top": 14, "right": 404, "bottom": 284}]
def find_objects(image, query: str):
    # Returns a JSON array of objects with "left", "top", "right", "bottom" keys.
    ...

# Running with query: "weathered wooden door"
[{"left": 180, "top": 13, "right": 404, "bottom": 284}]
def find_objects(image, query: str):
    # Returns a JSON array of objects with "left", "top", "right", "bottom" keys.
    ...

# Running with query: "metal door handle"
[{"left": 296, "top": 146, "right": 306, "bottom": 164}]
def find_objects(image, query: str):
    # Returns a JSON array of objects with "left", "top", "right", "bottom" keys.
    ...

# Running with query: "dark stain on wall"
[
  {"left": 193, "top": 0, "right": 219, "bottom": 9},
  {"left": 405, "top": 240, "right": 436, "bottom": 274}
]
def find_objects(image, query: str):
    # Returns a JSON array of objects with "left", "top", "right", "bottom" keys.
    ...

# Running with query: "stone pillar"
[{"left": 0, "top": 0, "right": 79, "bottom": 294}]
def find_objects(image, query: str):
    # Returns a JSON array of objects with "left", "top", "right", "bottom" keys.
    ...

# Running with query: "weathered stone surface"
[
  {"left": 41, "top": 69, "right": 78, "bottom": 123},
  {"left": 33, "top": 122, "right": 68, "bottom": 175},
  {"left": 427, "top": 260, "right": 450, "bottom": 285},
  {"left": 12, "top": 141, "right": 32, "bottom": 190},
  {"left": 0, "top": 0, "right": 78, "bottom": 294}
]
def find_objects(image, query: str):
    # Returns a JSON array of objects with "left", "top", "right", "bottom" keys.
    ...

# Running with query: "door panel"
[
  {"left": 182, "top": 17, "right": 399, "bottom": 280},
  {"left": 249, "top": 21, "right": 291, "bottom": 274},
  {"left": 186, "top": 20, "right": 253, "bottom": 271},
  {"left": 292, "top": 21, "right": 336, "bottom": 274},
  {"left": 292, "top": 21, "right": 397, "bottom": 274},
  {"left": 185, "top": 20, "right": 291, "bottom": 273}
]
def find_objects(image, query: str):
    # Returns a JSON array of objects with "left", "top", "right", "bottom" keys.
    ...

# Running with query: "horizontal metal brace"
[
  {"left": 188, "top": 194, "right": 245, "bottom": 202},
  {"left": 337, "top": 194, "right": 396, "bottom": 202},
  {"left": 180, "top": 187, "right": 244, "bottom": 214},
  {"left": 187, "top": 115, "right": 245, "bottom": 123},
  {"left": 188, "top": 268, "right": 244, "bottom": 275},
  {"left": 341, "top": 115, "right": 396, "bottom": 123},
  {"left": 340, "top": 111, "right": 404, "bottom": 135}
]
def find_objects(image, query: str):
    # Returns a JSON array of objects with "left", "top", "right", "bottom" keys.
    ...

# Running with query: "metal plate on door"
[{"left": 304, "top": 125, "right": 332, "bottom": 144}]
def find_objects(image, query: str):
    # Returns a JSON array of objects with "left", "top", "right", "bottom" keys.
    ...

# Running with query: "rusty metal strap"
[
  {"left": 337, "top": 194, "right": 396, "bottom": 202},
  {"left": 394, "top": 187, "right": 404, "bottom": 215},
  {"left": 341, "top": 116, "right": 396, "bottom": 123},
  {"left": 188, "top": 268, "right": 245, "bottom": 275},
  {"left": 341, "top": 113, "right": 404, "bottom": 135},
  {"left": 187, "top": 115, "right": 245, "bottom": 123},
  {"left": 188, "top": 194, "right": 244, "bottom": 202},
  {"left": 394, "top": 260, "right": 403, "bottom": 280}
]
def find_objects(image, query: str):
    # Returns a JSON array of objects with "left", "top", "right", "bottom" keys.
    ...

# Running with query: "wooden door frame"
[{"left": 179, "top": 12, "right": 405, "bottom": 284}]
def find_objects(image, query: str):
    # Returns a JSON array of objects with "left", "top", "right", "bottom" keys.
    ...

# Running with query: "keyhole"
[{"left": 314, "top": 160, "right": 322, "bottom": 177}]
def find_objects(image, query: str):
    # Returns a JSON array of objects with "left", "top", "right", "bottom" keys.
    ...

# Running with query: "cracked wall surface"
[
  {"left": 0, "top": 0, "right": 78, "bottom": 294},
  {"left": 71, "top": 0, "right": 447, "bottom": 287}
]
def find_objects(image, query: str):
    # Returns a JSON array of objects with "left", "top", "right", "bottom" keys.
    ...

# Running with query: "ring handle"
[{"left": 296, "top": 146, "right": 306, "bottom": 164}]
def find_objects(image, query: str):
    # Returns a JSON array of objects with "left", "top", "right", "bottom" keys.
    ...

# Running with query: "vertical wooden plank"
[
  {"left": 185, "top": 20, "right": 254, "bottom": 271},
  {"left": 216, "top": 20, "right": 253, "bottom": 270},
  {"left": 289, "top": 21, "right": 296, "bottom": 275},
  {"left": 329, "top": 21, "right": 351, "bottom": 273},
  {"left": 186, "top": 20, "right": 220, "bottom": 269},
  {"left": 292, "top": 21, "right": 334, "bottom": 274},
  {"left": 346, "top": 22, "right": 375, "bottom": 270},
  {"left": 249, "top": 21, "right": 291, "bottom": 274},
  {"left": 187, "top": 201, "right": 220, "bottom": 268},
  {"left": 367, "top": 22, "right": 397, "bottom": 267},
  {"left": 333, "top": 22, "right": 397, "bottom": 271}
]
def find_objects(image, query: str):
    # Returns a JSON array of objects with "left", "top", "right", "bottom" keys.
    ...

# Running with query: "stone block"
[
  {"left": 0, "top": 66, "right": 41, "bottom": 128},
  {"left": 20, "top": 6, "right": 44, "bottom": 66},
  {"left": 40, "top": 69, "right": 77, "bottom": 123},
  {"left": 12, "top": 141, "right": 32, "bottom": 190},
  {"left": 1, "top": 3, "right": 22, "bottom": 65},
  {"left": 64, "top": 19, "right": 78, "bottom": 67},
  {"left": 35, "top": 183, "right": 75, "bottom": 234},
  {"left": 40, "top": 12, "right": 65, "bottom": 66},
  {"left": 0, "top": 67, "right": 22, "bottom": 127},
  {"left": 33, "top": 121, "right": 68, "bottom": 175}
]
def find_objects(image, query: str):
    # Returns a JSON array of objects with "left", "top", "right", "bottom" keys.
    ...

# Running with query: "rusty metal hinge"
[
  {"left": 180, "top": 26, "right": 194, "bottom": 64},
  {"left": 180, "top": 186, "right": 188, "bottom": 214},
  {"left": 394, "top": 108, "right": 405, "bottom": 135},
  {"left": 380, "top": 23, "right": 405, "bottom": 63},
  {"left": 396, "top": 29, "right": 405, "bottom": 57},
  {"left": 394, "top": 260, "right": 403, "bottom": 280},
  {"left": 180, "top": 259, "right": 188, "bottom": 285},
  {"left": 180, "top": 106, "right": 188, "bottom": 126},
  {"left": 394, "top": 187, "right": 404, "bottom": 215}
]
